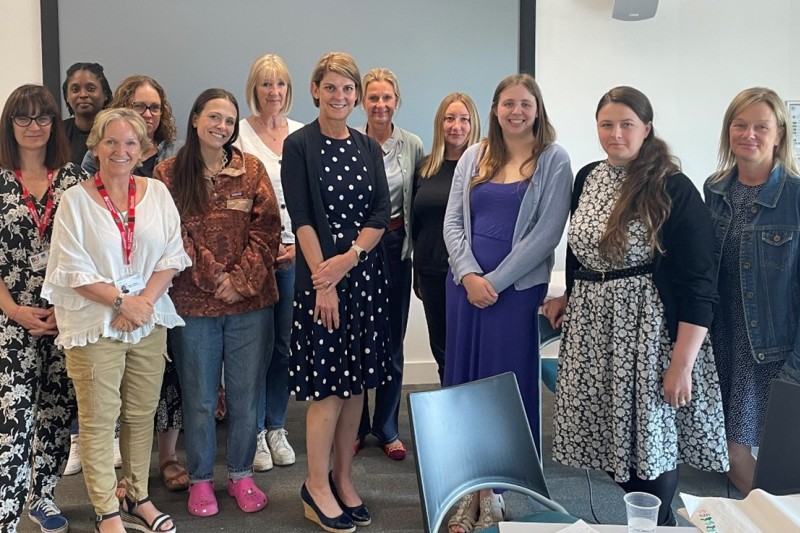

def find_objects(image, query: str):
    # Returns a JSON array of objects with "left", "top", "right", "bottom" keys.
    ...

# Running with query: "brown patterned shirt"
[{"left": 154, "top": 147, "right": 280, "bottom": 317}]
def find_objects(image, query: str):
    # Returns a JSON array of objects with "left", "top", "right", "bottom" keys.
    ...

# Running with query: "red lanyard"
[
  {"left": 14, "top": 169, "right": 55, "bottom": 239},
  {"left": 95, "top": 173, "right": 136, "bottom": 265}
]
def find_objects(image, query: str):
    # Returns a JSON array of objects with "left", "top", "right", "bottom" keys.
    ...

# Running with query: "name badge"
[
  {"left": 29, "top": 250, "right": 49, "bottom": 272},
  {"left": 115, "top": 272, "right": 146, "bottom": 294}
]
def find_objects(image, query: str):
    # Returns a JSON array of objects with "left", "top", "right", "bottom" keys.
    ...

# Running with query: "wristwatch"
[
  {"left": 112, "top": 292, "right": 125, "bottom": 313},
  {"left": 351, "top": 244, "right": 368, "bottom": 263}
]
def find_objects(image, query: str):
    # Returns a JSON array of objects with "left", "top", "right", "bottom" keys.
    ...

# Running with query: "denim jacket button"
[
  {"left": 746, "top": 291, "right": 754, "bottom": 298},
  {"left": 743, "top": 262, "right": 751, "bottom": 269},
  {"left": 773, "top": 234, "right": 782, "bottom": 242},
  {"left": 750, "top": 206, "right": 758, "bottom": 214},
  {"left": 757, "top": 353, "right": 765, "bottom": 361},
  {"left": 750, "top": 320, "right": 758, "bottom": 327}
]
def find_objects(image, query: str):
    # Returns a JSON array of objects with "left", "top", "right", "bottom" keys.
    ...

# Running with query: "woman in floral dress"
[
  {"left": 0, "top": 84, "right": 87, "bottom": 532},
  {"left": 544, "top": 86, "right": 729, "bottom": 526}
]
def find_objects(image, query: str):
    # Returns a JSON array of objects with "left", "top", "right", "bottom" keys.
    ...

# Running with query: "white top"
[
  {"left": 42, "top": 178, "right": 192, "bottom": 349},
  {"left": 236, "top": 117, "right": 304, "bottom": 244}
]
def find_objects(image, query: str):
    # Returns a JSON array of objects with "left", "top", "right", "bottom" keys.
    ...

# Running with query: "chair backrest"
[
  {"left": 752, "top": 379, "right": 800, "bottom": 495},
  {"left": 407, "top": 372, "right": 566, "bottom": 533},
  {"left": 538, "top": 314, "right": 562, "bottom": 348}
]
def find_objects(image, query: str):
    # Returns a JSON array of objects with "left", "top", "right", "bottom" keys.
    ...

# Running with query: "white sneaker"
[
  {"left": 253, "top": 430, "right": 273, "bottom": 471},
  {"left": 267, "top": 428, "right": 296, "bottom": 466},
  {"left": 113, "top": 437, "right": 122, "bottom": 468},
  {"left": 63, "top": 434, "right": 81, "bottom": 476}
]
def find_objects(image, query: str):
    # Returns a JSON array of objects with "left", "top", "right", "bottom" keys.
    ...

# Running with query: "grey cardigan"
[
  {"left": 357, "top": 125, "right": 424, "bottom": 259},
  {"left": 443, "top": 142, "right": 573, "bottom": 293}
]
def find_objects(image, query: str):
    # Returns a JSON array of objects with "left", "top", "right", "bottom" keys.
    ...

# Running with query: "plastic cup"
[{"left": 624, "top": 491, "right": 660, "bottom": 533}]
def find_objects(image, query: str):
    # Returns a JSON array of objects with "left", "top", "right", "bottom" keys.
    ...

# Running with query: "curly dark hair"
[{"left": 109, "top": 75, "right": 178, "bottom": 147}]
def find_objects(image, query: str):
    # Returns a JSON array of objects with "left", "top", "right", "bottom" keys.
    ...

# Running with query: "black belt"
[{"left": 574, "top": 263, "right": 654, "bottom": 282}]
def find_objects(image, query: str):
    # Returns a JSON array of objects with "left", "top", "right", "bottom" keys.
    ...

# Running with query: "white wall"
[
  {"left": 0, "top": 0, "right": 41, "bottom": 106},
  {"left": 538, "top": 0, "right": 800, "bottom": 273}
]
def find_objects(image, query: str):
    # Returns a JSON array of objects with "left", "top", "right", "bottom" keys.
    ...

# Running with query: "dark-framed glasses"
[
  {"left": 131, "top": 102, "right": 162, "bottom": 115},
  {"left": 12, "top": 114, "right": 55, "bottom": 127}
]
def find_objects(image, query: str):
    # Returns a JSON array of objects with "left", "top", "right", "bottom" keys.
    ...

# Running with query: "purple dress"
[{"left": 444, "top": 180, "right": 547, "bottom": 452}]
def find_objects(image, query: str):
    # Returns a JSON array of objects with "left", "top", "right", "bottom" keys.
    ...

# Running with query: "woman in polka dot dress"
[{"left": 281, "top": 52, "right": 391, "bottom": 533}]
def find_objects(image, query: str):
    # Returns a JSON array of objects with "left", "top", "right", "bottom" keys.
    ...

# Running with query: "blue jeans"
[
  {"left": 359, "top": 227, "right": 410, "bottom": 443},
  {"left": 257, "top": 265, "right": 295, "bottom": 431},
  {"left": 172, "top": 307, "right": 272, "bottom": 482}
]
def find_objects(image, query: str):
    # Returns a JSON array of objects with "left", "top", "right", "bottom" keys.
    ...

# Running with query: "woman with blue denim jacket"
[{"left": 705, "top": 87, "right": 800, "bottom": 495}]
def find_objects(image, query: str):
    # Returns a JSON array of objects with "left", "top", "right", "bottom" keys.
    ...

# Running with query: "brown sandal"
[
  {"left": 159, "top": 459, "right": 189, "bottom": 492},
  {"left": 448, "top": 493, "right": 477, "bottom": 533}
]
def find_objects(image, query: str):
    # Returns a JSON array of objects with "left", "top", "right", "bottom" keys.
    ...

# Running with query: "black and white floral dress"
[
  {"left": 289, "top": 135, "right": 391, "bottom": 401},
  {"left": 0, "top": 163, "right": 85, "bottom": 528},
  {"left": 552, "top": 162, "right": 729, "bottom": 482}
]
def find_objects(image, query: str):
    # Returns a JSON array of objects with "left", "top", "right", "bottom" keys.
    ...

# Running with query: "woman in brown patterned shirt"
[{"left": 154, "top": 88, "right": 280, "bottom": 519}]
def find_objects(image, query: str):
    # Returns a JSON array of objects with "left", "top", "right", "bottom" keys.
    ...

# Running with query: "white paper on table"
[
  {"left": 680, "top": 489, "right": 800, "bottom": 532},
  {"left": 498, "top": 521, "right": 598, "bottom": 533},
  {"left": 556, "top": 520, "right": 602, "bottom": 532}
]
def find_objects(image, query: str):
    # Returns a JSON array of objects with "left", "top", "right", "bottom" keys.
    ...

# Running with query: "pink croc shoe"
[
  {"left": 227, "top": 477, "right": 267, "bottom": 513},
  {"left": 188, "top": 481, "right": 219, "bottom": 517}
]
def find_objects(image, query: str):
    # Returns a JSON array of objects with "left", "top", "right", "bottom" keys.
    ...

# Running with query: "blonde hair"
[
  {"left": 712, "top": 87, "right": 800, "bottom": 181},
  {"left": 473, "top": 73, "right": 556, "bottom": 188},
  {"left": 419, "top": 92, "right": 481, "bottom": 178},
  {"left": 362, "top": 67, "right": 402, "bottom": 109},
  {"left": 245, "top": 53, "right": 293, "bottom": 116},
  {"left": 310, "top": 52, "right": 362, "bottom": 107},
  {"left": 87, "top": 108, "right": 153, "bottom": 156}
]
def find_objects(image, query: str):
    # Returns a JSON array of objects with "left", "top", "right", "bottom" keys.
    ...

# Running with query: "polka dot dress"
[
  {"left": 289, "top": 135, "right": 391, "bottom": 401},
  {"left": 552, "top": 162, "right": 729, "bottom": 482}
]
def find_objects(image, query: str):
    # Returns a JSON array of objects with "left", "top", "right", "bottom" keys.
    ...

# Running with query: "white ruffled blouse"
[{"left": 42, "top": 178, "right": 191, "bottom": 349}]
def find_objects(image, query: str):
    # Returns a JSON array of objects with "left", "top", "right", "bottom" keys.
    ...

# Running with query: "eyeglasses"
[
  {"left": 130, "top": 102, "right": 162, "bottom": 115},
  {"left": 12, "top": 115, "right": 55, "bottom": 127}
]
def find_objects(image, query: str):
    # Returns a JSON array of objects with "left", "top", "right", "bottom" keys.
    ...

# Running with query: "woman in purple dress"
[{"left": 442, "top": 73, "right": 572, "bottom": 533}]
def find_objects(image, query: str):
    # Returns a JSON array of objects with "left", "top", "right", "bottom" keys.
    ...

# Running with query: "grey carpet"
[{"left": 19, "top": 385, "right": 736, "bottom": 532}]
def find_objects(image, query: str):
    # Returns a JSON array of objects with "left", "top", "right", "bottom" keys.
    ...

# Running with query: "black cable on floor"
[{"left": 585, "top": 468, "right": 602, "bottom": 524}]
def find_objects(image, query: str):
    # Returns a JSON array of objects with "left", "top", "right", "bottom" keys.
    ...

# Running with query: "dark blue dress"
[
  {"left": 289, "top": 135, "right": 391, "bottom": 401},
  {"left": 444, "top": 180, "right": 546, "bottom": 450}
]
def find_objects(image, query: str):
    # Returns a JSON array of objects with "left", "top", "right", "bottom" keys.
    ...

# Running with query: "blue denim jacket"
[{"left": 705, "top": 164, "right": 800, "bottom": 384}]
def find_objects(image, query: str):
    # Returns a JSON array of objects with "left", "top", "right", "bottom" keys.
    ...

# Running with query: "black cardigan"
[
  {"left": 566, "top": 161, "right": 718, "bottom": 342},
  {"left": 281, "top": 119, "right": 390, "bottom": 291}
]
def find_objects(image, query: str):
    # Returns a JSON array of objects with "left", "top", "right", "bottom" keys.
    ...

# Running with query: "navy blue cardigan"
[
  {"left": 566, "top": 161, "right": 718, "bottom": 342},
  {"left": 281, "top": 119, "right": 390, "bottom": 291}
]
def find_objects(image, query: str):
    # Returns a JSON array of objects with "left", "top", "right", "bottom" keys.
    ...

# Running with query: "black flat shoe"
[
  {"left": 300, "top": 483, "right": 356, "bottom": 533},
  {"left": 328, "top": 471, "right": 372, "bottom": 526}
]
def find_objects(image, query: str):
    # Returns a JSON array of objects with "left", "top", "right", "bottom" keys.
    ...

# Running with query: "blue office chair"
[
  {"left": 408, "top": 372, "right": 573, "bottom": 533},
  {"left": 539, "top": 315, "right": 562, "bottom": 393}
]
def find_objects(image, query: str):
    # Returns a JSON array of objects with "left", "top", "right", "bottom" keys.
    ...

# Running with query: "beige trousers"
[{"left": 65, "top": 326, "right": 166, "bottom": 515}]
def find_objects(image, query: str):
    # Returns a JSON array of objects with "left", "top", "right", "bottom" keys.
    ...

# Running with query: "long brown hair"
[
  {"left": 170, "top": 88, "right": 240, "bottom": 217},
  {"left": 0, "top": 84, "right": 69, "bottom": 170},
  {"left": 473, "top": 74, "right": 555, "bottom": 187},
  {"left": 596, "top": 87, "right": 677, "bottom": 266}
]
